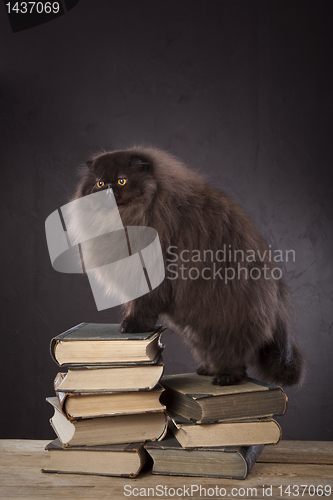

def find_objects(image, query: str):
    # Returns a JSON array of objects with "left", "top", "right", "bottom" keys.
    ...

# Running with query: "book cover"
[
  {"left": 161, "top": 373, "right": 287, "bottom": 423},
  {"left": 42, "top": 438, "right": 150, "bottom": 477},
  {"left": 144, "top": 434, "right": 264, "bottom": 479},
  {"left": 50, "top": 323, "right": 165, "bottom": 366},
  {"left": 52, "top": 385, "right": 166, "bottom": 420},
  {"left": 168, "top": 411, "right": 282, "bottom": 448},
  {"left": 53, "top": 356, "right": 164, "bottom": 393},
  {"left": 47, "top": 396, "right": 168, "bottom": 446}
]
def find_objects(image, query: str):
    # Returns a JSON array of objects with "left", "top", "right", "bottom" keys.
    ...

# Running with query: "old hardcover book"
[
  {"left": 168, "top": 411, "right": 281, "bottom": 448},
  {"left": 42, "top": 438, "right": 150, "bottom": 477},
  {"left": 47, "top": 397, "right": 168, "bottom": 447},
  {"left": 161, "top": 373, "right": 287, "bottom": 423},
  {"left": 50, "top": 323, "right": 165, "bottom": 366},
  {"left": 54, "top": 385, "right": 165, "bottom": 420},
  {"left": 53, "top": 357, "right": 164, "bottom": 393},
  {"left": 144, "top": 435, "right": 264, "bottom": 479}
]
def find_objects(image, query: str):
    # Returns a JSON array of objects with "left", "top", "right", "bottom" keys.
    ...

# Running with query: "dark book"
[
  {"left": 54, "top": 385, "right": 165, "bottom": 420},
  {"left": 160, "top": 373, "right": 287, "bottom": 423},
  {"left": 50, "top": 323, "right": 165, "bottom": 366},
  {"left": 42, "top": 438, "right": 150, "bottom": 477},
  {"left": 168, "top": 411, "right": 281, "bottom": 448},
  {"left": 47, "top": 397, "right": 168, "bottom": 447},
  {"left": 144, "top": 434, "right": 264, "bottom": 479},
  {"left": 53, "top": 356, "right": 164, "bottom": 393}
]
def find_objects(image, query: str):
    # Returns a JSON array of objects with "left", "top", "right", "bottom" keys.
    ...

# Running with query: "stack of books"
[
  {"left": 42, "top": 323, "right": 168, "bottom": 478},
  {"left": 145, "top": 372, "right": 287, "bottom": 479}
]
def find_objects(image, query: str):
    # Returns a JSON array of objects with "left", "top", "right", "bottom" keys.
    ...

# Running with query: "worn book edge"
[
  {"left": 42, "top": 438, "right": 149, "bottom": 478},
  {"left": 50, "top": 324, "right": 165, "bottom": 366},
  {"left": 144, "top": 435, "right": 264, "bottom": 479}
]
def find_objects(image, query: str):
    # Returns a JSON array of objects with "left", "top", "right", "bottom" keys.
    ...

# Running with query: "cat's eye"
[
  {"left": 118, "top": 178, "right": 127, "bottom": 186},
  {"left": 96, "top": 181, "right": 105, "bottom": 188}
]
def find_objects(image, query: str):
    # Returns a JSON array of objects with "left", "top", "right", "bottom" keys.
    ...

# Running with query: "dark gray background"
[{"left": 1, "top": 0, "right": 332, "bottom": 440}]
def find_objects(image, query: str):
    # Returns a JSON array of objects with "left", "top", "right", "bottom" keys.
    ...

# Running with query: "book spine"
[
  {"left": 49, "top": 417, "right": 69, "bottom": 446},
  {"left": 156, "top": 412, "right": 168, "bottom": 441},
  {"left": 49, "top": 323, "right": 87, "bottom": 365},
  {"left": 272, "top": 419, "right": 282, "bottom": 444},
  {"left": 239, "top": 444, "right": 265, "bottom": 478},
  {"left": 56, "top": 391, "right": 72, "bottom": 420},
  {"left": 278, "top": 386, "right": 288, "bottom": 415},
  {"left": 53, "top": 372, "right": 66, "bottom": 391},
  {"left": 49, "top": 338, "right": 60, "bottom": 366},
  {"left": 129, "top": 447, "right": 151, "bottom": 478}
]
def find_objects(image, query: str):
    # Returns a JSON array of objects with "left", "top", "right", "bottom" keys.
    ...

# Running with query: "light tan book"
[
  {"left": 47, "top": 397, "right": 168, "bottom": 447},
  {"left": 54, "top": 360, "right": 164, "bottom": 393},
  {"left": 56, "top": 385, "right": 165, "bottom": 420},
  {"left": 50, "top": 323, "right": 164, "bottom": 366},
  {"left": 169, "top": 412, "right": 281, "bottom": 448},
  {"left": 42, "top": 438, "right": 149, "bottom": 477}
]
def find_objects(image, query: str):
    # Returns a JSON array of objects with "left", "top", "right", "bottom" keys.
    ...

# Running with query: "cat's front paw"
[
  {"left": 212, "top": 372, "right": 246, "bottom": 386},
  {"left": 119, "top": 319, "right": 154, "bottom": 334}
]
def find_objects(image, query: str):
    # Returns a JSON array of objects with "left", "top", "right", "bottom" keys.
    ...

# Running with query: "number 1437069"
[
  {"left": 278, "top": 485, "right": 331, "bottom": 497},
  {"left": 6, "top": 2, "right": 60, "bottom": 14}
]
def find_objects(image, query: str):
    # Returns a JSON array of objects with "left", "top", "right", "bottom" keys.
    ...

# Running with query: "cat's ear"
[
  {"left": 129, "top": 155, "right": 151, "bottom": 172},
  {"left": 86, "top": 160, "right": 94, "bottom": 171}
]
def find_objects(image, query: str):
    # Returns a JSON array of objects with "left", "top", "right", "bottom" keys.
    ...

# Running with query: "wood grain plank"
[
  {"left": 259, "top": 440, "right": 333, "bottom": 464},
  {"left": 0, "top": 440, "right": 332, "bottom": 500}
]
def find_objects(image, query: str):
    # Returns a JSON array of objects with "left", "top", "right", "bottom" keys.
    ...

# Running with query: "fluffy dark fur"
[{"left": 73, "top": 146, "right": 304, "bottom": 386}]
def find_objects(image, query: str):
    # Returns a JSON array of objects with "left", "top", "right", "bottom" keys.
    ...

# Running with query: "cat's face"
[{"left": 80, "top": 152, "right": 155, "bottom": 206}]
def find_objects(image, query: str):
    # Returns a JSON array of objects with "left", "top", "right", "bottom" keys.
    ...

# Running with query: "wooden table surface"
[{"left": 0, "top": 440, "right": 332, "bottom": 499}]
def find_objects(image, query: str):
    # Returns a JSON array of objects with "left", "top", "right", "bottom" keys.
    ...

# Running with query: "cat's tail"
[
  {"left": 256, "top": 282, "right": 305, "bottom": 386},
  {"left": 257, "top": 333, "right": 304, "bottom": 386}
]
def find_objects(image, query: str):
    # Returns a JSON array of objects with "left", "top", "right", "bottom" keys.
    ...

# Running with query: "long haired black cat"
[{"left": 72, "top": 146, "right": 304, "bottom": 386}]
